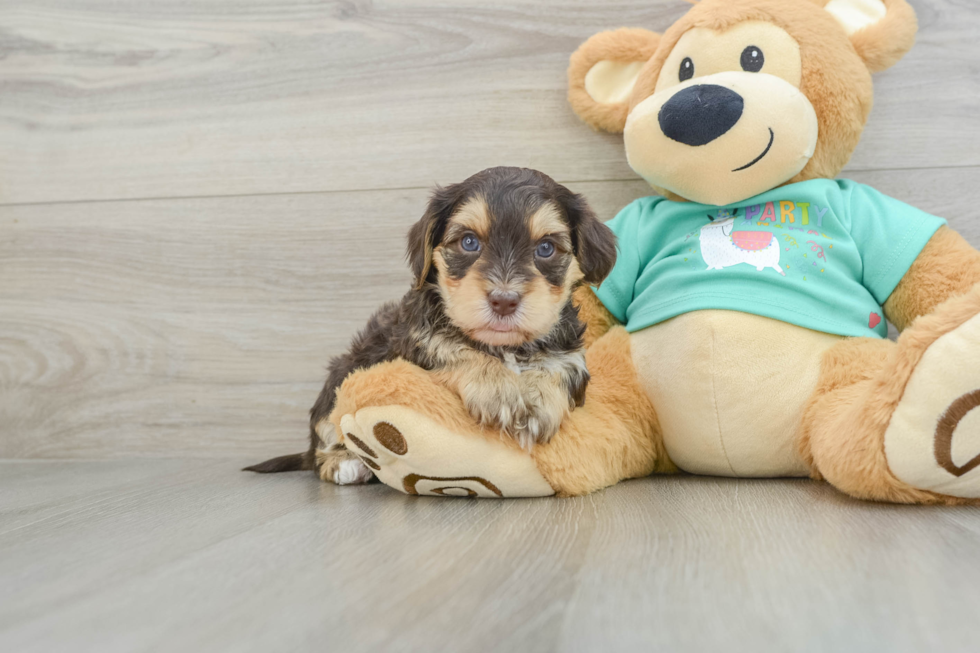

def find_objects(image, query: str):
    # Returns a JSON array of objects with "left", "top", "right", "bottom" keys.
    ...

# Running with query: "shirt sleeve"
[
  {"left": 593, "top": 201, "right": 643, "bottom": 324},
  {"left": 843, "top": 181, "right": 946, "bottom": 305}
]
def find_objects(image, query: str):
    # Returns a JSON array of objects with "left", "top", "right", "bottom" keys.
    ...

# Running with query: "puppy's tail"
[{"left": 242, "top": 452, "right": 311, "bottom": 474}]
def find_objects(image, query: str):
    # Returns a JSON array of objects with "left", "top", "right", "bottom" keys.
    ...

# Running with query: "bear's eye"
[
  {"left": 740, "top": 46, "right": 764, "bottom": 72},
  {"left": 679, "top": 57, "right": 694, "bottom": 82}
]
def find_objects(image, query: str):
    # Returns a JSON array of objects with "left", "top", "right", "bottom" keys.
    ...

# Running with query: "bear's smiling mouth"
[{"left": 732, "top": 128, "right": 775, "bottom": 172}]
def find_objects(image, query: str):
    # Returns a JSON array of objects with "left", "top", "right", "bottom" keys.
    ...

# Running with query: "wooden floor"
[
  {"left": 1, "top": 459, "right": 979, "bottom": 653},
  {"left": 3, "top": 0, "right": 980, "bottom": 650}
]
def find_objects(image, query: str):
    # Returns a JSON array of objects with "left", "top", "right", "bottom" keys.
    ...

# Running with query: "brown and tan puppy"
[{"left": 244, "top": 167, "right": 616, "bottom": 484}]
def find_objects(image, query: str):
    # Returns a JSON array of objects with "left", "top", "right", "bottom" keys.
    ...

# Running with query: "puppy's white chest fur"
[
  {"left": 502, "top": 352, "right": 523, "bottom": 374},
  {"left": 502, "top": 350, "right": 588, "bottom": 379}
]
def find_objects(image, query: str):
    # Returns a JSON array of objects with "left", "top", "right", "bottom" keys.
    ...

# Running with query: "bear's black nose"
[{"left": 658, "top": 84, "right": 744, "bottom": 146}]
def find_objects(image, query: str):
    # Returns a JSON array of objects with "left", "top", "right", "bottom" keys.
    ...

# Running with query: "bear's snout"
[{"left": 658, "top": 85, "right": 744, "bottom": 147}]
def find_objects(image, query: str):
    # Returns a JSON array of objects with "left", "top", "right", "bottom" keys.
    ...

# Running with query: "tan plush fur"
[
  {"left": 800, "top": 284, "right": 980, "bottom": 504},
  {"left": 573, "top": 285, "right": 619, "bottom": 348},
  {"left": 884, "top": 226, "right": 980, "bottom": 331},
  {"left": 825, "top": 0, "right": 918, "bottom": 73}
]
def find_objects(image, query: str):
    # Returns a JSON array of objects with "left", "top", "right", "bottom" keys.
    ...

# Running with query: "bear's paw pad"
[
  {"left": 885, "top": 313, "right": 980, "bottom": 498},
  {"left": 338, "top": 405, "right": 555, "bottom": 498}
]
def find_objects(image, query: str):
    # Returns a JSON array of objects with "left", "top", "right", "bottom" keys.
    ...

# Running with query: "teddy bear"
[{"left": 327, "top": 0, "right": 980, "bottom": 503}]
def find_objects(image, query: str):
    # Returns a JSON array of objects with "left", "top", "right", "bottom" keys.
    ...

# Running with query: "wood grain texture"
[
  {"left": 1, "top": 0, "right": 978, "bottom": 205},
  {"left": 3, "top": 169, "right": 980, "bottom": 458},
  {"left": 1, "top": 0, "right": 979, "bottom": 460},
  {"left": 1, "top": 460, "right": 979, "bottom": 653}
]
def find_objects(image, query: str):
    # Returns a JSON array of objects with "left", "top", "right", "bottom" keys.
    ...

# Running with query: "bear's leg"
[
  {"left": 532, "top": 327, "right": 675, "bottom": 496},
  {"left": 799, "top": 285, "right": 980, "bottom": 504},
  {"left": 328, "top": 327, "right": 672, "bottom": 498}
]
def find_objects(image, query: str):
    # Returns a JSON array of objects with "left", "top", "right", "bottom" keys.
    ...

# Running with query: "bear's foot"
[
  {"left": 885, "top": 310, "right": 980, "bottom": 498},
  {"left": 338, "top": 405, "right": 555, "bottom": 498}
]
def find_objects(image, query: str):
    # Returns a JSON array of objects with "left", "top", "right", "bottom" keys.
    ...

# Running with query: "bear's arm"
[
  {"left": 573, "top": 286, "right": 621, "bottom": 348},
  {"left": 884, "top": 226, "right": 980, "bottom": 331}
]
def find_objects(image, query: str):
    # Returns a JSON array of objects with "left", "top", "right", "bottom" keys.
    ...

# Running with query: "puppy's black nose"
[
  {"left": 488, "top": 290, "right": 520, "bottom": 317},
  {"left": 658, "top": 84, "right": 744, "bottom": 147}
]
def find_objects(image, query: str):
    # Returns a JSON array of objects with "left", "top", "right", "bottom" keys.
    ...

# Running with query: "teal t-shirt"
[{"left": 595, "top": 179, "right": 946, "bottom": 339}]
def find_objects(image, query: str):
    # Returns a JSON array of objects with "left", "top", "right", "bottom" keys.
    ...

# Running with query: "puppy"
[{"left": 244, "top": 167, "right": 617, "bottom": 484}]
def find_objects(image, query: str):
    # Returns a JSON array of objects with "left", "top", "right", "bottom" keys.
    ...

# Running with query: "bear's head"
[{"left": 568, "top": 0, "right": 917, "bottom": 206}]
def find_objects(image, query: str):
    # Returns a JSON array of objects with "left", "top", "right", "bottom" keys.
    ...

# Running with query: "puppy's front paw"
[
  {"left": 513, "top": 411, "right": 562, "bottom": 449},
  {"left": 460, "top": 379, "right": 531, "bottom": 443},
  {"left": 513, "top": 373, "right": 569, "bottom": 448},
  {"left": 460, "top": 375, "right": 569, "bottom": 450}
]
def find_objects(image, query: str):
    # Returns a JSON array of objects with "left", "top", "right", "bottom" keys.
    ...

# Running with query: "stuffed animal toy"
[{"left": 329, "top": 0, "right": 980, "bottom": 503}]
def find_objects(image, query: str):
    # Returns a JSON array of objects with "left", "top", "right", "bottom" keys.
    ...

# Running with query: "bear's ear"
[
  {"left": 822, "top": 0, "right": 917, "bottom": 73},
  {"left": 567, "top": 28, "right": 660, "bottom": 134}
]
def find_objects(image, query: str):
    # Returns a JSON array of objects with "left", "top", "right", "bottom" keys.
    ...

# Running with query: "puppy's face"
[
  {"left": 408, "top": 168, "right": 617, "bottom": 348},
  {"left": 434, "top": 196, "right": 577, "bottom": 347}
]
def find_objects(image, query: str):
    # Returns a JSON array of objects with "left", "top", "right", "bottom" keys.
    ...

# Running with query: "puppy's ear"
[
  {"left": 559, "top": 191, "right": 617, "bottom": 285},
  {"left": 407, "top": 184, "right": 461, "bottom": 289}
]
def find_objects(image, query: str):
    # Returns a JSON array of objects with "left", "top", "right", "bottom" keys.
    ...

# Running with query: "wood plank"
[
  {"left": 3, "top": 169, "right": 979, "bottom": 459},
  {"left": 1, "top": 460, "right": 980, "bottom": 652},
  {"left": 1, "top": 0, "right": 977, "bottom": 205},
  {"left": 0, "top": 459, "right": 326, "bottom": 632},
  {"left": 558, "top": 477, "right": 980, "bottom": 652},
  {"left": 0, "top": 458, "right": 218, "bottom": 533}
]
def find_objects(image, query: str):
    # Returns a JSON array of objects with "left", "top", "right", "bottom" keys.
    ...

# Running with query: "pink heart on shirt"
[{"left": 869, "top": 312, "right": 882, "bottom": 329}]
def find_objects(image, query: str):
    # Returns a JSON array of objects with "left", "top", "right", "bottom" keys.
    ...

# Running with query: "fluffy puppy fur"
[{"left": 244, "top": 167, "right": 617, "bottom": 484}]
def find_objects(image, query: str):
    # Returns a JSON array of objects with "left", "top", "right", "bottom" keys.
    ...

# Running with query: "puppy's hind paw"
[
  {"left": 316, "top": 445, "right": 375, "bottom": 485},
  {"left": 336, "top": 459, "right": 374, "bottom": 485}
]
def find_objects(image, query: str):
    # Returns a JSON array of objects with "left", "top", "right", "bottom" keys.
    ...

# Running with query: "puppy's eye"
[
  {"left": 679, "top": 57, "right": 694, "bottom": 82},
  {"left": 460, "top": 233, "right": 481, "bottom": 252},
  {"left": 740, "top": 46, "right": 764, "bottom": 72},
  {"left": 535, "top": 241, "right": 555, "bottom": 258}
]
